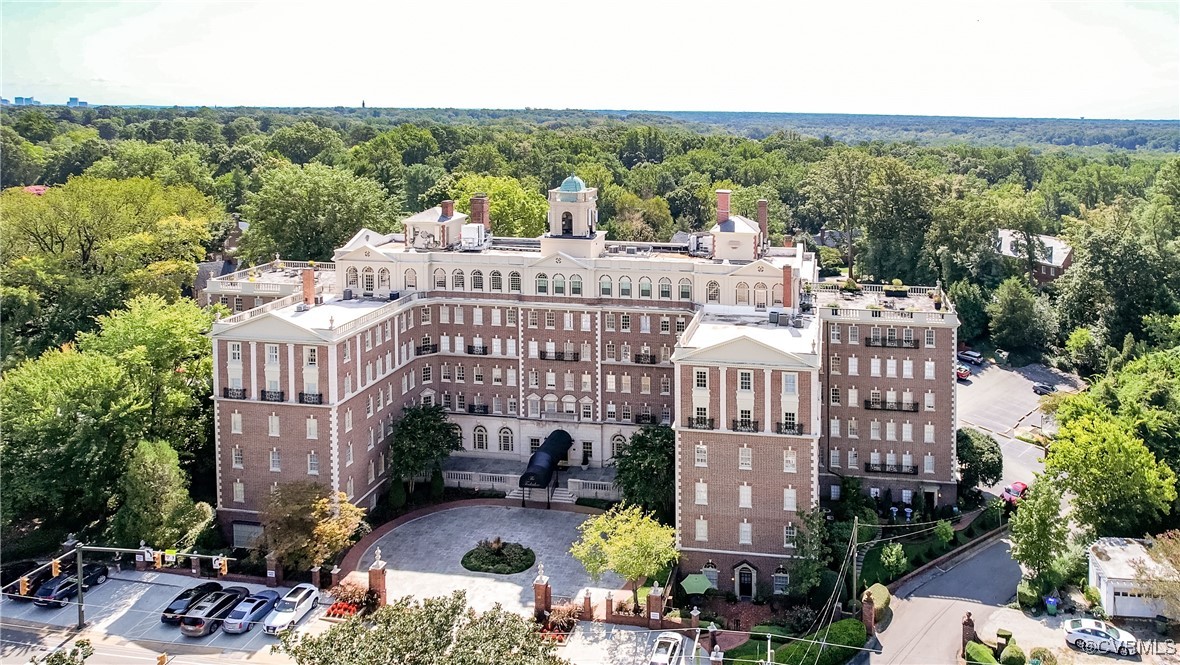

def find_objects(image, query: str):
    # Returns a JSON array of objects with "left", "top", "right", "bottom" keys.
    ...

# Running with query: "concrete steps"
[{"left": 505, "top": 487, "right": 577, "bottom": 504}]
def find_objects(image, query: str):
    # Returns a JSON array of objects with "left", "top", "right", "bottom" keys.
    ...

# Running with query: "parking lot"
[{"left": 0, "top": 569, "right": 319, "bottom": 657}]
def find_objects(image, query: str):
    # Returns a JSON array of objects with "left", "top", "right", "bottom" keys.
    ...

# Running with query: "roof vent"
[{"left": 626, "top": 247, "right": 637, "bottom": 255}]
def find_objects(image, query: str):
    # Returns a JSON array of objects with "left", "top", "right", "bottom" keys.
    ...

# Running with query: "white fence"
[
  {"left": 567, "top": 479, "right": 621, "bottom": 501},
  {"left": 429, "top": 470, "right": 622, "bottom": 501}
]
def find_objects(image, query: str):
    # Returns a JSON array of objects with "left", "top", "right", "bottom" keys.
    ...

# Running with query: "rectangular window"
[
  {"left": 695, "top": 518, "right": 708, "bottom": 542},
  {"left": 871, "top": 358, "right": 881, "bottom": 377},
  {"left": 695, "top": 444, "right": 708, "bottom": 467},
  {"left": 307, "top": 452, "right": 319, "bottom": 476},
  {"left": 739, "top": 371, "right": 753, "bottom": 391},
  {"left": 848, "top": 325, "right": 859, "bottom": 344},
  {"left": 739, "top": 485, "right": 752, "bottom": 509},
  {"left": 695, "top": 370, "right": 708, "bottom": 389},
  {"left": 231, "top": 412, "right": 242, "bottom": 434},
  {"left": 847, "top": 356, "right": 858, "bottom": 376},
  {"left": 886, "top": 421, "right": 897, "bottom": 441},
  {"left": 620, "top": 314, "right": 631, "bottom": 332},
  {"left": 268, "top": 413, "right": 280, "bottom": 437},
  {"left": 830, "top": 484, "right": 842, "bottom": 500},
  {"left": 925, "top": 329, "right": 936, "bottom": 348},
  {"left": 265, "top": 344, "right": 279, "bottom": 365},
  {"left": 783, "top": 448, "right": 797, "bottom": 473},
  {"left": 925, "top": 423, "right": 935, "bottom": 443},
  {"left": 830, "top": 418, "right": 841, "bottom": 437},
  {"left": 871, "top": 421, "right": 881, "bottom": 440},
  {"left": 739, "top": 522, "right": 752, "bottom": 545},
  {"left": 233, "top": 481, "right": 245, "bottom": 503},
  {"left": 545, "top": 311, "right": 555, "bottom": 329},
  {"left": 925, "top": 454, "right": 935, "bottom": 474},
  {"left": 902, "top": 422, "right": 913, "bottom": 442},
  {"left": 738, "top": 447, "right": 752, "bottom": 470},
  {"left": 924, "top": 360, "right": 935, "bottom": 380},
  {"left": 848, "top": 449, "right": 858, "bottom": 468},
  {"left": 830, "top": 387, "right": 841, "bottom": 405},
  {"left": 640, "top": 375, "right": 651, "bottom": 394},
  {"left": 695, "top": 481, "right": 708, "bottom": 505},
  {"left": 848, "top": 417, "right": 859, "bottom": 437},
  {"left": 902, "top": 359, "right": 913, "bottom": 379},
  {"left": 783, "top": 373, "right": 797, "bottom": 395},
  {"left": 783, "top": 487, "right": 798, "bottom": 512},
  {"left": 232, "top": 446, "right": 243, "bottom": 469},
  {"left": 830, "top": 448, "right": 840, "bottom": 467},
  {"left": 306, "top": 417, "right": 318, "bottom": 439},
  {"left": 229, "top": 342, "right": 242, "bottom": 362},
  {"left": 925, "top": 392, "right": 935, "bottom": 411},
  {"left": 269, "top": 448, "right": 281, "bottom": 472},
  {"left": 886, "top": 358, "right": 897, "bottom": 378},
  {"left": 782, "top": 529, "right": 797, "bottom": 552},
  {"left": 830, "top": 325, "right": 841, "bottom": 343}
]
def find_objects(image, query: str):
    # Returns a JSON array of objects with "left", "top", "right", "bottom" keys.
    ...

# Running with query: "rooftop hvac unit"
[
  {"left": 343, "top": 289, "right": 353, "bottom": 300},
  {"left": 388, "top": 291, "right": 400, "bottom": 301},
  {"left": 769, "top": 311, "right": 780, "bottom": 324},
  {"left": 608, "top": 246, "right": 620, "bottom": 254},
  {"left": 626, "top": 247, "right": 637, "bottom": 255},
  {"left": 778, "top": 315, "right": 792, "bottom": 327},
  {"left": 791, "top": 317, "right": 805, "bottom": 328},
  {"left": 314, "top": 295, "right": 324, "bottom": 305},
  {"left": 295, "top": 303, "right": 308, "bottom": 312}
]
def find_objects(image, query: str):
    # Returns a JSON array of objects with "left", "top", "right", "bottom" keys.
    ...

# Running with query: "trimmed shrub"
[
  {"left": 999, "top": 641, "right": 1026, "bottom": 665},
  {"left": 861, "top": 583, "right": 891, "bottom": 622},
  {"left": 965, "top": 641, "right": 999, "bottom": 664},
  {"left": 1028, "top": 647, "right": 1056, "bottom": 665},
  {"left": 1083, "top": 584, "right": 1101, "bottom": 608},
  {"left": 1016, "top": 580, "right": 1040, "bottom": 609},
  {"left": 429, "top": 467, "right": 444, "bottom": 501},
  {"left": 775, "top": 619, "right": 867, "bottom": 665},
  {"left": 460, "top": 537, "right": 535, "bottom": 574},
  {"left": 387, "top": 478, "right": 406, "bottom": 510}
]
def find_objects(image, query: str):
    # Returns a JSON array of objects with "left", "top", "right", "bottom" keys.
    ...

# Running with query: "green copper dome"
[{"left": 559, "top": 174, "right": 586, "bottom": 192}]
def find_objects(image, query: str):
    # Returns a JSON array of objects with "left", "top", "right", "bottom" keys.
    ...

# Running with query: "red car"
[
  {"left": 1001, "top": 482, "right": 1028, "bottom": 505},
  {"left": 955, "top": 364, "right": 971, "bottom": 380}
]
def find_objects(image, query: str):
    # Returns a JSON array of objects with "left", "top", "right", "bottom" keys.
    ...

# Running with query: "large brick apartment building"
[{"left": 207, "top": 176, "right": 959, "bottom": 598}]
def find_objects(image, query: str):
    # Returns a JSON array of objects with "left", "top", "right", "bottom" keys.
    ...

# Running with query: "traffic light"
[
  {"left": 218, "top": 556, "right": 228, "bottom": 575},
  {"left": 153, "top": 551, "right": 163, "bottom": 569},
  {"left": 19, "top": 577, "right": 29, "bottom": 596},
  {"left": 51, "top": 559, "right": 60, "bottom": 577},
  {"left": 156, "top": 654, "right": 167, "bottom": 665}
]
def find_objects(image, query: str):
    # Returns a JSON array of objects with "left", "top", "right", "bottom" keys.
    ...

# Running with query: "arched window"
[
  {"left": 346, "top": 267, "right": 359, "bottom": 288},
  {"left": 471, "top": 270, "right": 484, "bottom": 291},
  {"left": 562, "top": 395, "right": 576, "bottom": 413},
  {"left": 433, "top": 268, "right": 446, "bottom": 289},
  {"left": 599, "top": 275, "right": 612, "bottom": 297},
  {"left": 772, "top": 283, "right": 784, "bottom": 306},
  {"left": 535, "top": 273, "right": 549, "bottom": 294},
  {"left": 561, "top": 211, "right": 573, "bottom": 235},
  {"left": 553, "top": 274, "right": 565, "bottom": 295},
  {"left": 498, "top": 427, "right": 514, "bottom": 452},
  {"left": 658, "top": 277, "right": 672, "bottom": 299},
  {"left": 362, "top": 267, "right": 375, "bottom": 292},
  {"left": 754, "top": 282, "right": 768, "bottom": 310},
  {"left": 706, "top": 281, "right": 720, "bottom": 303},
  {"left": 543, "top": 394, "right": 559, "bottom": 413},
  {"left": 509, "top": 271, "right": 522, "bottom": 293},
  {"left": 377, "top": 268, "right": 390, "bottom": 289},
  {"left": 570, "top": 275, "right": 582, "bottom": 296},
  {"left": 736, "top": 282, "right": 751, "bottom": 306},
  {"left": 473, "top": 426, "right": 488, "bottom": 450},
  {"left": 679, "top": 278, "right": 692, "bottom": 301},
  {"left": 639, "top": 277, "right": 652, "bottom": 299},
  {"left": 490, "top": 271, "right": 503, "bottom": 291},
  {"left": 404, "top": 268, "right": 417, "bottom": 289},
  {"left": 619, "top": 276, "right": 633, "bottom": 298},
  {"left": 611, "top": 434, "right": 627, "bottom": 459},
  {"left": 452, "top": 269, "right": 465, "bottom": 291}
]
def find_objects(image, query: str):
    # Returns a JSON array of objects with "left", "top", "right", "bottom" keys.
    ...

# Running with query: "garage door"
[{"left": 1112, "top": 590, "right": 1164, "bottom": 618}]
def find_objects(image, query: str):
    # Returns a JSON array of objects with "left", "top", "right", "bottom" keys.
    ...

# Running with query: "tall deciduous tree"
[
  {"left": 861, "top": 157, "right": 935, "bottom": 284},
  {"left": 387, "top": 404, "right": 461, "bottom": 492},
  {"left": 570, "top": 505, "right": 678, "bottom": 606},
  {"left": 613, "top": 426, "right": 675, "bottom": 524},
  {"left": 278, "top": 591, "right": 569, "bottom": 665},
  {"left": 1132, "top": 530, "right": 1180, "bottom": 618},
  {"left": 1009, "top": 478, "right": 1067, "bottom": 580},
  {"left": 956, "top": 428, "right": 1004, "bottom": 496},
  {"left": 109, "top": 440, "right": 213, "bottom": 549},
  {"left": 1045, "top": 414, "right": 1176, "bottom": 536},
  {"left": 986, "top": 276, "right": 1057, "bottom": 353},
  {"left": 260, "top": 482, "right": 369, "bottom": 568},
  {"left": 1, "top": 126, "right": 46, "bottom": 187},
  {"left": 450, "top": 174, "right": 548, "bottom": 238},
  {"left": 947, "top": 280, "right": 989, "bottom": 342},
  {"left": 793, "top": 507, "right": 831, "bottom": 598},
  {"left": 802, "top": 150, "right": 875, "bottom": 277},
  {"left": 238, "top": 163, "right": 394, "bottom": 262},
  {"left": 266, "top": 121, "right": 345, "bottom": 165}
]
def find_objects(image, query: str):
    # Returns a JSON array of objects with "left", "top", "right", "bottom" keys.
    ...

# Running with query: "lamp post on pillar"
[
  {"left": 533, "top": 563, "right": 552, "bottom": 622},
  {"left": 368, "top": 548, "right": 388, "bottom": 607}
]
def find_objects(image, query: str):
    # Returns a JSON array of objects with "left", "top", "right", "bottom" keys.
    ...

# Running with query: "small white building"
[{"left": 1089, "top": 537, "right": 1172, "bottom": 619}]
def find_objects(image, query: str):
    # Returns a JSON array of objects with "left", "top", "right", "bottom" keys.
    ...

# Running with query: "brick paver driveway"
[{"left": 354, "top": 505, "right": 623, "bottom": 616}]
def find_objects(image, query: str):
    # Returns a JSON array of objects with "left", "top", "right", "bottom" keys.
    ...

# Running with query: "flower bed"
[
  {"left": 325, "top": 601, "right": 360, "bottom": 619},
  {"left": 461, "top": 536, "right": 536, "bottom": 575}
]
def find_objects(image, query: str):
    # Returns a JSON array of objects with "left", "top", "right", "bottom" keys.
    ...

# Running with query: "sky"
[{"left": 2, "top": 0, "right": 1178, "bottom": 119}]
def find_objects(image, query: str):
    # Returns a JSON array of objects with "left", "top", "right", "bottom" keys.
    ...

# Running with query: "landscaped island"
[{"left": 461, "top": 536, "right": 536, "bottom": 575}]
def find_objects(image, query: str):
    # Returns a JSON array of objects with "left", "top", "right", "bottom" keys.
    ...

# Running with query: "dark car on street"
[
  {"left": 222, "top": 590, "right": 281, "bottom": 634},
  {"left": 179, "top": 586, "right": 250, "bottom": 637},
  {"left": 161, "top": 582, "right": 222, "bottom": 624},
  {"left": 32, "top": 563, "right": 108, "bottom": 608}
]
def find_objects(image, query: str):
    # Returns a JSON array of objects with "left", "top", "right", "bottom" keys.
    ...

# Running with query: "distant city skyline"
[{"left": 2, "top": 0, "right": 1178, "bottom": 120}]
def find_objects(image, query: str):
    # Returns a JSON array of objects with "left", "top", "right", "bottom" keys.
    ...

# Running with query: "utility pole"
[
  {"left": 850, "top": 516, "right": 859, "bottom": 606},
  {"left": 75, "top": 543, "right": 85, "bottom": 630}
]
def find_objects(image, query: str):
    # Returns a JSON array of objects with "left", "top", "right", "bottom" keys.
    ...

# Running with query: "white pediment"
[
  {"left": 334, "top": 243, "right": 396, "bottom": 263},
  {"left": 215, "top": 312, "right": 328, "bottom": 344},
  {"left": 339, "top": 228, "right": 395, "bottom": 252},
  {"left": 525, "top": 252, "right": 591, "bottom": 271},
  {"left": 674, "top": 335, "right": 816, "bottom": 368},
  {"left": 726, "top": 259, "right": 782, "bottom": 278}
]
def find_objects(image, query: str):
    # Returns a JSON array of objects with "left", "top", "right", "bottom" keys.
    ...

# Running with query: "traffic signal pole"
[{"left": 76, "top": 545, "right": 85, "bottom": 629}]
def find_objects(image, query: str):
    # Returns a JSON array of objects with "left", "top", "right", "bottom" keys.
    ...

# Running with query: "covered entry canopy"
[{"left": 519, "top": 429, "right": 573, "bottom": 489}]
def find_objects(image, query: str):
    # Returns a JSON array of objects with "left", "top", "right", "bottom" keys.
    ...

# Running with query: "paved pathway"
[{"left": 355, "top": 505, "right": 623, "bottom": 616}]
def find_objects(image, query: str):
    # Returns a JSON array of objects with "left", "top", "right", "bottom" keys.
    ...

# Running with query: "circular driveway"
[{"left": 355, "top": 505, "right": 623, "bottom": 615}]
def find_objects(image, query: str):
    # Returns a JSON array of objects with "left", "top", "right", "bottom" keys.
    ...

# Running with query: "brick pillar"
[
  {"left": 710, "top": 645, "right": 724, "bottom": 664},
  {"left": 266, "top": 553, "right": 282, "bottom": 588},
  {"left": 582, "top": 591, "right": 593, "bottom": 621},
  {"left": 190, "top": 552, "right": 201, "bottom": 577},
  {"left": 690, "top": 606, "right": 701, "bottom": 629},
  {"left": 533, "top": 566, "right": 552, "bottom": 622},
  {"left": 604, "top": 591, "right": 613, "bottom": 620},
  {"left": 310, "top": 566, "right": 321, "bottom": 590},
  {"left": 962, "top": 612, "right": 977, "bottom": 656},
  {"left": 330, "top": 566, "right": 342, "bottom": 589},
  {"left": 135, "top": 544, "right": 148, "bottom": 572},
  {"left": 646, "top": 586, "right": 663, "bottom": 629},
  {"left": 368, "top": 548, "right": 388, "bottom": 607},
  {"left": 861, "top": 591, "right": 876, "bottom": 636}
]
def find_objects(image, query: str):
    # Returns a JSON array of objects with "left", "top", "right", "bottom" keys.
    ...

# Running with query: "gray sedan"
[{"left": 222, "top": 590, "right": 281, "bottom": 634}]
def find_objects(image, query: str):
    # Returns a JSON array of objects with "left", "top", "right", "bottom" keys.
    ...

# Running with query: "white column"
[
  {"left": 718, "top": 367, "right": 727, "bottom": 429},
  {"left": 249, "top": 341, "right": 258, "bottom": 400},
  {"left": 763, "top": 369, "right": 772, "bottom": 433},
  {"left": 287, "top": 344, "right": 296, "bottom": 402}
]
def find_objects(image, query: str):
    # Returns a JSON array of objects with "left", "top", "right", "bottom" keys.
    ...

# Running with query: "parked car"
[
  {"left": 262, "top": 583, "right": 320, "bottom": 635},
  {"left": 1033, "top": 382, "right": 1057, "bottom": 395},
  {"left": 648, "top": 631, "right": 685, "bottom": 665},
  {"left": 32, "top": 563, "right": 108, "bottom": 608},
  {"left": 4, "top": 560, "right": 75, "bottom": 602},
  {"left": 957, "top": 350, "right": 985, "bottom": 365},
  {"left": 161, "top": 582, "right": 222, "bottom": 624},
  {"left": 955, "top": 364, "right": 971, "bottom": 380},
  {"left": 1001, "top": 481, "right": 1029, "bottom": 506},
  {"left": 222, "top": 590, "right": 281, "bottom": 634},
  {"left": 1064, "top": 618, "right": 1139, "bottom": 655},
  {"left": 179, "top": 586, "right": 250, "bottom": 637}
]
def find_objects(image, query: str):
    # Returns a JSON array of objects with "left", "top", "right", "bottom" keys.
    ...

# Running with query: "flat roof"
[
  {"left": 270, "top": 294, "right": 391, "bottom": 332},
  {"left": 210, "top": 264, "right": 337, "bottom": 287},
  {"left": 683, "top": 308, "right": 819, "bottom": 355},
  {"left": 1090, "top": 537, "right": 1175, "bottom": 581},
  {"left": 813, "top": 284, "right": 949, "bottom": 313}
]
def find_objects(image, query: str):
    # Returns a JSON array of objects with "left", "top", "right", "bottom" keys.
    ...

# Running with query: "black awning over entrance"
[{"left": 519, "top": 429, "right": 573, "bottom": 489}]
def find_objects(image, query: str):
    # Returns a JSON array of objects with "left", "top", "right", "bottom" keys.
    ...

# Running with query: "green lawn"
[
  {"left": 635, "top": 563, "right": 674, "bottom": 606},
  {"left": 727, "top": 626, "right": 792, "bottom": 662}
]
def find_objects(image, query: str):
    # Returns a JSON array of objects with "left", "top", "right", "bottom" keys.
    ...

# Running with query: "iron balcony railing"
[
  {"left": 865, "top": 462, "right": 919, "bottom": 475},
  {"left": 731, "top": 420, "right": 760, "bottom": 433},
  {"left": 298, "top": 392, "right": 323, "bottom": 405},
  {"left": 540, "top": 350, "right": 580, "bottom": 361},
  {"left": 222, "top": 387, "right": 247, "bottom": 399},
  {"left": 260, "top": 390, "right": 285, "bottom": 402},
  {"left": 865, "top": 338, "right": 919, "bottom": 348},
  {"left": 467, "top": 404, "right": 490, "bottom": 414},
  {"left": 466, "top": 345, "right": 489, "bottom": 356},
  {"left": 633, "top": 353, "right": 658, "bottom": 365},
  {"left": 775, "top": 422, "right": 805, "bottom": 435},
  {"left": 864, "top": 400, "right": 919, "bottom": 412},
  {"left": 634, "top": 413, "right": 657, "bottom": 425},
  {"left": 416, "top": 343, "right": 438, "bottom": 355},
  {"left": 685, "top": 417, "right": 716, "bottom": 430}
]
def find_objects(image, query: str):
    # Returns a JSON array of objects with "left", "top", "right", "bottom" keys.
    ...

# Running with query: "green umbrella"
[{"left": 680, "top": 573, "right": 713, "bottom": 596}]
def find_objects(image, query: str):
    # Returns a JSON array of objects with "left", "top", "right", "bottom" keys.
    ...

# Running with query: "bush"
[
  {"left": 861, "top": 583, "right": 891, "bottom": 622},
  {"left": 328, "top": 581, "right": 379, "bottom": 612},
  {"left": 999, "top": 641, "right": 1026, "bottom": 665},
  {"left": 965, "top": 641, "right": 999, "bottom": 664},
  {"left": 460, "top": 537, "right": 535, "bottom": 574},
  {"left": 388, "top": 478, "right": 406, "bottom": 510},
  {"left": 770, "top": 606, "right": 818, "bottom": 635},
  {"left": 1083, "top": 584, "right": 1101, "bottom": 609},
  {"left": 574, "top": 497, "right": 617, "bottom": 510},
  {"left": 1028, "top": 647, "right": 1056, "bottom": 665},
  {"left": 546, "top": 603, "right": 580, "bottom": 631},
  {"left": 841, "top": 278, "right": 861, "bottom": 293},
  {"left": 429, "top": 467, "right": 444, "bottom": 502},
  {"left": 1016, "top": 580, "right": 1040, "bottom": 609},
  {"left": 775, "top": 619, "right": 866, "bottom": 665}
]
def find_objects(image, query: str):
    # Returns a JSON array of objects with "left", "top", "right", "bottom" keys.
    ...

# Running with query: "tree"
[
  {"left": 13, "top": 109, "right": 57, "bottom": 143},
  {"left": 948, "top": 280, "right": 989, "bottom": 342},
  {"left": 1132, "top": 530, "right": 1180, "bottom": 618},
  {"left": 934, "top": 520, "right": 955, "bottom": 550},
  {"left": 85, "top": 140, "right": 215, "bottom": 193},
  {"left": 1, "top": 126, "right": 46, "bottom": 187},
  {"left": 109, "top": 440, "right": 213, "bottom": 549},
  {"left": 802, "top": 150, "right": 875, "bottom": 277},
  {"left": 266, "top": 121, "right": 345, "bottom": 165},
  {"left": 238, "top": 163, "right": 394, "bottom": 262},
  {"left": 986, "top": 276, "right": 1056, "bottom": 353},
  {"left": 450, "top": 174, "right": 548, "bottom": 238},
  {"left": 1064, "top": 327, "right": 1106, "bottom": 377},
  {"left": 860, "top": 157, "right": 936, "bottom": 284},
  {"left": 1009, "top": 479, "right": 1067, "bottom": 579},
  {"left": 387, "top": 404, "right": 461, "bottom": 492},
  {"left": 569, "top": 504, "right": 678, "bottom": 606},
  {"left": 277, "top": 590, "right": 569, "bottom": 665},
  {"left": 31, "top": 639, "right": 93, "bottom": 665},
  {"left": 260, "top": 481, "right": 369, "bottom": 569},
  {"left": 612, "top": 426, "right": 675, "bottom": 523},
  {"left": 793, "top": 507, "right": 830, "bottom": 598},
  {"left": 880, "top": 543, "right": 908, "bottom": 578},
  {"left": 956, "top": 428, "right": 1004, "bottom": 496},
  {"left": 1045, "top": 414, "right": 1176, "bottom": 536}
]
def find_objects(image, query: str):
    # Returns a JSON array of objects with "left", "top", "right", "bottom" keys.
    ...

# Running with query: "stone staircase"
[{"left": 505, "top": 487, "right": 577, "bottom": 504}]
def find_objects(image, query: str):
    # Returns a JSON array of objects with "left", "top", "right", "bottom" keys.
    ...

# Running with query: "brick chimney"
[
  {"left": 716, "top": 189, "right": 731, "bottom": 223},
  {"left": 782, "top": 266, "right": 795, "bottom": 309},
  {"left": 470, "top": 193, "right": 490, "bottom": 231},
  {"left": 757, "top": 198, "right": 769, "bottom": 244},
  {"left": 440, "top": 199, "right": 454, "bottom": 218},
  {"left": 784, "top": 234, "right": 794, "bottom": 248},
  {"left": 302, "top": 268, "right": 315, "bottom": 306}
]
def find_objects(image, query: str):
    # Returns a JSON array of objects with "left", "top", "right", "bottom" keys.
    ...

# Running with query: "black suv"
[
  {"left": 161, "top": 582, "right": 222, "bottom": 624},
  {"left": 33, "top": 563, "right": 108, "bottom": 608}
]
